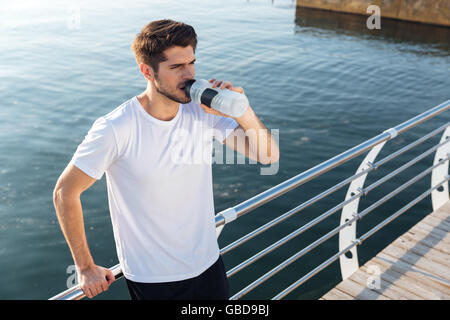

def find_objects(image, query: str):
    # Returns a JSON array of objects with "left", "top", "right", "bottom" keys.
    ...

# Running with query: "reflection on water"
[{"left": 295, "top": 6, "right": 450, "bottom": 55}]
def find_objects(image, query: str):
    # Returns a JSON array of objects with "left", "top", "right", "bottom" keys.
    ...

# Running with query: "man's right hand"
[{"left": 77, "top": 264, "right": 115, "bottom": 299}]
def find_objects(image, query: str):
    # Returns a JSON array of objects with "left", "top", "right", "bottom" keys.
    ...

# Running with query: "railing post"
[
  {"left": 431, "top": 126, "right": 450, "bottom": 211},
  {"left": 339, "top": 141, "right": 386, "bottom": 280}
]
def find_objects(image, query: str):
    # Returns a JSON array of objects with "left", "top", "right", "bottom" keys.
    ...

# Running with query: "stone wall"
[{"left": 296, "top": 0, "right": 450, "bottom": 27}]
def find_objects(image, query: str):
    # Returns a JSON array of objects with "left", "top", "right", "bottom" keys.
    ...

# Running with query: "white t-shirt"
[{"left": 71, "top": 96, "right": 238, "bottom": 283}]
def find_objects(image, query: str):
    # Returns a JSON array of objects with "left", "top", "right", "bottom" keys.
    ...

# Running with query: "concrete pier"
[{"left": 296, "top": 0, "right": 450, "bottom": 27}]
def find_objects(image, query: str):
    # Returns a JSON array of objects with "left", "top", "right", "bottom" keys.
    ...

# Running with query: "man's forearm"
[
  {"left": 233, "top": 106, "right": 280, "bottom": 164},
  {"left": 53, "top": 190, "right": 95, "bottom": 271}
]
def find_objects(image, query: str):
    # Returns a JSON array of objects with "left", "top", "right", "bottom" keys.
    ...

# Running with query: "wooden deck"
[{"left": 321, "top": 201, "right": 450, "bottom": 300}]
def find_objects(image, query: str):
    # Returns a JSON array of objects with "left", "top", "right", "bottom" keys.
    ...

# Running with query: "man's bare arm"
[
  {"left": 53, "top": 162, "right": 114, "bottom": 298},
  {"left": 223, "top": 121, "right": 279, "bottom": 165},
  {"left": 199, "top": 79, "right": 279, "bottom": 165}
]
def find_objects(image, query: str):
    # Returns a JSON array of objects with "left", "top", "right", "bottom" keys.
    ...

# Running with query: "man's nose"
[{"left": 182, "top": 67, "right": 194, "bottom": 79}]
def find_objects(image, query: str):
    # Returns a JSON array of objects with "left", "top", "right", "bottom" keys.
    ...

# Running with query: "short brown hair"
[{"left": 131, "top": 19, "right": 197, "bottom": 74}]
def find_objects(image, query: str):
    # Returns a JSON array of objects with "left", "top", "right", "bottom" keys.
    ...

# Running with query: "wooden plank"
[
  {"left": 403, "top": 231, "right": 450, "bottom": 255},
  {"left": 420, "top": 215, "right": 450, "bottom": 232},
  {"left": 395, "top": 233, "right": 448, "bottom": 258},
  {"left": 407, "top": 226, "right": 450, "bottom": 246},
  {"left": 427, "top": 209, "right": 450, "bottom": 221},
  {"left": 348, "top": 267, "right": 421, "bottom": 300},
  {"left": 375, "top": 253, "right": 450, "bottom": 292},
  {"left": 321, "top": 288, "right": 355, "bottom": 300},
  {"left": 430, "top": 209, "right": 450, "bottom": 222},
  {"left": 425, "top": 206, "right": 449, "bottom": 219},
  {"left": 358, "top": 264, "right": 424, "bottom": 300},
  {"left": 381, "top": 244, "right": 449, "bottom": 280},
  {"left": 400, "top": 235, "right": 449, "bottom": 259},
  {"left": 419, "top": 219, "right": 450, "bottom": 235},
  {"left": 335, "top": 278, "right": 390, "bottom": 300},
  {"left": 405, "top": 228, "right": 450, "bottom": 253},
  {"left": 371, "top": 254, "right": 450, "bottom": 297},
  {"left": 376, "top": 253, "right": 450, "bottom": 297},
  {"left": 412, "top": 219, "right": 450, "bottom": 238},
  {"left": 362, "top": 259, "right": 444, "bottom": 299},
  {"left": 369, "top": 256, "right": 448, "bottom": 299},
  {"left": 391, "top": 237, "right": 450, "bottom": 266}
]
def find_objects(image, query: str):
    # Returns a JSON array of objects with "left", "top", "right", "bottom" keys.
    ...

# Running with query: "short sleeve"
[
  {"left": 71, "top": 117, "right": 118, "bottom": 180},
  {"left": 211, "top": 115, "right": 239, "bottom": 143}
]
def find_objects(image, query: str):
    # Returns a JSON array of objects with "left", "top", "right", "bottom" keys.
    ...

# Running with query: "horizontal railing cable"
[
  {"left": 364, "top": 137, "right": 450, "bottom": 194},
  {"left": 215, "top": 100, "right": 449, "bottom": 229},
  {"left": 373, "top": 122, "right": 449, "bottom": 169},
  {"left": 220, "top": 126, "right": 449, "bottom": 255}
]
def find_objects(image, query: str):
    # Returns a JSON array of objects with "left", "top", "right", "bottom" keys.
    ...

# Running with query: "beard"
[{"left": 154, "top": 75, "right": 191, "bottom": 104}]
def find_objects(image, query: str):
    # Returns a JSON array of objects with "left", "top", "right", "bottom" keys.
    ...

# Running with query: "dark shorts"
[{"left": 125, "top": 255, "right": 229, "bottom": 300}]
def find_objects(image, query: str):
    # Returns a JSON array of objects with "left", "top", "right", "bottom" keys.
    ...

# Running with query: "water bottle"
[{"left": 184, "top": 79, "right": 249, "bottom": 118}]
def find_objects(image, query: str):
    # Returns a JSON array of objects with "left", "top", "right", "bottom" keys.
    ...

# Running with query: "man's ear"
[{"left": 140, "top": 63, "right": 154, "bottom": 81}]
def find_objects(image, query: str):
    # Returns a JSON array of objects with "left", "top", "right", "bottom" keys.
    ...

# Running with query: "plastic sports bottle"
[{"left": 184, "top": 79, "right": 249, "bottom": 118}]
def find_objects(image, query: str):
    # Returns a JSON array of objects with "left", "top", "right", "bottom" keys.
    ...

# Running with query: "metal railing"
[{"left": 50, "top": 99, "right": 450, "bottom": 300}]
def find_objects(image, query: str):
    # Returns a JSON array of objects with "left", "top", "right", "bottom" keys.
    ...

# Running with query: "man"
[{"left": 53, "top": 19, "right": 279, "bottom": 300}]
